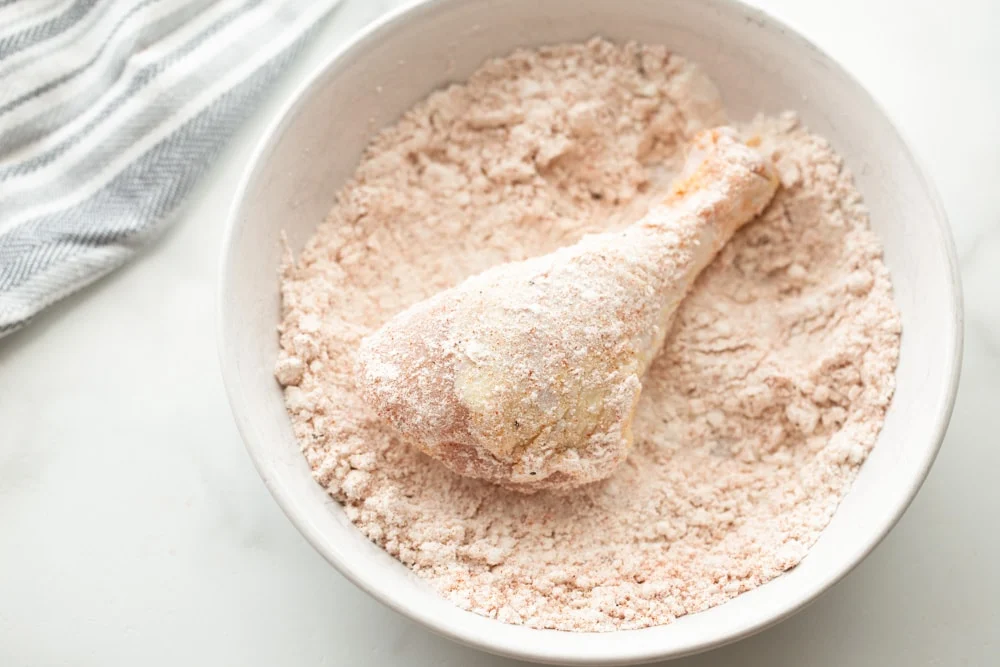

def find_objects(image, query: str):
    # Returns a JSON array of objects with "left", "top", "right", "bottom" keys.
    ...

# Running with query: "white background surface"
[{"left": 1, "top": 0, "right": 997, "bottom": 665}]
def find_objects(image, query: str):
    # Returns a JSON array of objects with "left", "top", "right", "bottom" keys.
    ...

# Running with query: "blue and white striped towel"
[{"left": 0, "top": 0, "right": 342, "bottom": 337}]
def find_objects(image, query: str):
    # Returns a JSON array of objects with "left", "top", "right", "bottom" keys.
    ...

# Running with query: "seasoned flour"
[{"left": 275, "top": 39, "right": 901, "bottom": 631}]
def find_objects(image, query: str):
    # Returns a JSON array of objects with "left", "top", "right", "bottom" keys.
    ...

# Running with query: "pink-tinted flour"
[{"left": 275, "top": 39, "right": 901, "bottom": 631}]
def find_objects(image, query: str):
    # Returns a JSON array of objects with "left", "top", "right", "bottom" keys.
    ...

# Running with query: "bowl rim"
[{"left": 217, "top": 0, "right": 964, "bottom": 663}]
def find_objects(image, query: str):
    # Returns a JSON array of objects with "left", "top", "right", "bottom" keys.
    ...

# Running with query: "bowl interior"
[{"left": 219, "top": 0, "right": 961, "bottom": 663}]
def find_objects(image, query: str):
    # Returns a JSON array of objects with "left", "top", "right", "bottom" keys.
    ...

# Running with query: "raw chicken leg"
[{"left": 356, "top": 128, "right": 779, "bottom": 492}]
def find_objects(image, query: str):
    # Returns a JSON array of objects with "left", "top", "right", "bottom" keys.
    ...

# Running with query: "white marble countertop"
[{"left": 2, "top": 0, "right": 997, "bottom": 664}]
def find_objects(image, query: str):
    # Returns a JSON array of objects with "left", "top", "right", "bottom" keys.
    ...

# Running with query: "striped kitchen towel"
[{"left": 0, "top": 0, "right": 342, "bottom": 337}]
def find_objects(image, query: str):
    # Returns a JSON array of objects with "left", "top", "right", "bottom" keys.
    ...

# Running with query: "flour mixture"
[{"left": 274, "top": 38, "right": 901, "bottom": 631}]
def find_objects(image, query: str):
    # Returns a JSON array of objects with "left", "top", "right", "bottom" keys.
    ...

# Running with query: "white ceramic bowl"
[{"left": 218, "top": 0, "right": 963, "bottom": 663}]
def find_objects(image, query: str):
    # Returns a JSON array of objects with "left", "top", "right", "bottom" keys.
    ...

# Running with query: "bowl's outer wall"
[{"left": 219, "top": 0, "right": 962, "bottom": 664}]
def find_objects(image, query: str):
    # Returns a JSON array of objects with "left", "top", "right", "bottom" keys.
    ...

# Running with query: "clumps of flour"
[{"left": 275, "top": 38, "right": 901, "bottom": 632}]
